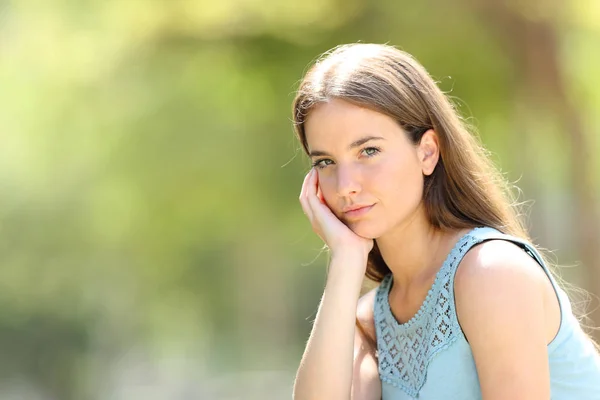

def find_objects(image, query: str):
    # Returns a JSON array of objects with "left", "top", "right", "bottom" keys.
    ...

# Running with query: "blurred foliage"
[{"left": 0, "top": 0, "right": 598, "bottom": 398}]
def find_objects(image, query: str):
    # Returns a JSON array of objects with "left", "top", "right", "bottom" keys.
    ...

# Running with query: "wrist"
[
  {"left": 328, "top": 252, "right": 368, "bottom": 278},
  {"left": 329, "top": 247, "right": 370, "bottom": 264}
]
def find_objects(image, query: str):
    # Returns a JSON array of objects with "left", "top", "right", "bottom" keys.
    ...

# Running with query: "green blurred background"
[{"left": 0, "top": 0, "right": 599, "bottom": 399}]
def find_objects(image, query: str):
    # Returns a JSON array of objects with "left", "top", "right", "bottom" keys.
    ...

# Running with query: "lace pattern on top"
[{"left": 374, "top": 228, "right": 485, "bottom": 398}]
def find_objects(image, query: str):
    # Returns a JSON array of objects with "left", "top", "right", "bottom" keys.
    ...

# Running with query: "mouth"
[{"left": 343, "top": 204, "right": 374, "bottom": 219}]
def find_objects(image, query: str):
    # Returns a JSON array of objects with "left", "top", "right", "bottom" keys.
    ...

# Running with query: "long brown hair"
[
  {"left": 292, "top": 42, "right": 599, "bottom": 354},
  {"left": 292, "top": 43, "right": 531, "bottom": 283}
]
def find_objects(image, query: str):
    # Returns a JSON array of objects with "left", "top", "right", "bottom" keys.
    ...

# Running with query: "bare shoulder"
[
  {"left": 454, "top": 240, "right": 550, "bottom": 322},
  {"left": 455, "top": 239, "right": 549, "bottom": 294},
  {"left": 454, "top": 237, "right": 563, "bottom": 346},
  {"left": 453, "top": 239, "right": 557, "bottom": 398}
]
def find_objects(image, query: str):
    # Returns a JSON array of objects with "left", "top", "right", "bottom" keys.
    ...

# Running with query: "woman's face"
[{"left": 304, "top": 99, "right": 438, "bottom": 239}]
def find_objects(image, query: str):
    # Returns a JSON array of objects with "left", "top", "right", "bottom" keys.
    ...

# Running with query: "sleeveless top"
[{"left": 374, "top": 227, "right": 600, "bottom": 399}]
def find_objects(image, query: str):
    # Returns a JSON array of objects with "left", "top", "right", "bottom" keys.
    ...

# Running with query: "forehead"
[{"left": 304, "top": 99, "right": 402, "bottom": 150}]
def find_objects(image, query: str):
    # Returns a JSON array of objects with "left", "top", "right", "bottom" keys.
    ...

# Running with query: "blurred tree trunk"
[{"left": 470, "top": 0, "right": 600, "bottom": 342}]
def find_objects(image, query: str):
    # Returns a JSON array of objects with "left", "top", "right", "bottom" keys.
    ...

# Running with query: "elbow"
[
  {"left": 293, "top": 362, "right": 352, "bottom": 400},
  {"left": 293, "top": 384, "right": 349, "bottom": 400}
]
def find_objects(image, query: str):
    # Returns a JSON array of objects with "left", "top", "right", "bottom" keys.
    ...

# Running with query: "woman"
[{"left": 291, "top": 43, "right": 600, "bottom": 400}]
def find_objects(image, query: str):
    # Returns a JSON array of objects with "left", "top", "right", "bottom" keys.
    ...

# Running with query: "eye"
[
  {"left": 312, "top": 158, "right": 334, "bottom": 169},
  {"left": 362, "top": 146, "right": 381, "bottom": 157}
]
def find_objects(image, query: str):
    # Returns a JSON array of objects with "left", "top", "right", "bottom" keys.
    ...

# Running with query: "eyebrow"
[{"left": 308, "top": 135, "right": 385, "bottom": 158}]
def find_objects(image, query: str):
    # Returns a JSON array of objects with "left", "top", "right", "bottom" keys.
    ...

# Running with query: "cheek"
[
  {"left": 378, "top": 157, "right": 424, "bottom": 202},
  {"left": 317, "top": 174, "right": 337, "bottom": 203}
]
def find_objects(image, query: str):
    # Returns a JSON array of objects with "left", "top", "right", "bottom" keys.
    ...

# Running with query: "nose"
[{"left": 335, "top": 164, "right": 361, "bottom": 198}]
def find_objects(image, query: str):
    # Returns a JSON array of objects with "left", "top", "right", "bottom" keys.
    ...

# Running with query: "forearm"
[{"left": 293, "top": 254, "right": 366, "bottom": 400}]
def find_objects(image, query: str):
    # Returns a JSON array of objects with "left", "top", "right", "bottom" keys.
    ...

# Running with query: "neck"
[{"left": 375, "top": 205, "right": 461, "bottom": 289}]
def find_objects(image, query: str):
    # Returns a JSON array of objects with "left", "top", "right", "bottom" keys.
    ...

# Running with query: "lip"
[{"left": 343, "top": 204, "right": 374, "bottom": 218}]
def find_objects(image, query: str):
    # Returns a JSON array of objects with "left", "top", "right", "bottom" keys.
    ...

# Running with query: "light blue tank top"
[{"left": 374, "top": 226, "right": 600, "bottom": 399}]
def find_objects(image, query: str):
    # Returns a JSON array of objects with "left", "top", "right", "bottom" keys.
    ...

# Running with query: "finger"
[
  {"left": 307, "top": 170, "right": 331, "bottom": 217},
  {"left": 299, "top": 169, "right": 315, "bottom": 221},
  {"left": 316, "top": 183, "right": 326, "bottom": 205},
  {"left": 300, "top": 194, "right": 314, "bottom": 222},
  {"left": 309, "top": 170, "right": 328, "bottom": 209},
  {"left": 305, "top": 168, "right": 320, "bottom": 203},
  {"left": 299, "top": 168, "right": 312, "bottom": 199}
]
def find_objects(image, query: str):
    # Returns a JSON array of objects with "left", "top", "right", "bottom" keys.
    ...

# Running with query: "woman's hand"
[
  {"left": 294, "top": 169, "right": 375, "bottom": 400},
  {"left": 299, "top": 168, "right": 374, "bottom": 261}
]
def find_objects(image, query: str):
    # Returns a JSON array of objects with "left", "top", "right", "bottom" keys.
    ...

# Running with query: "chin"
[{"left": 346, "top": 220, "right": 384, "bottom": 240}]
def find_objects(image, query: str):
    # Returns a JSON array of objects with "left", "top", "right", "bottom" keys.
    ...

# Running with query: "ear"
[{"left": 417, "top": 129, "right": 440, "bottom": 176}]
